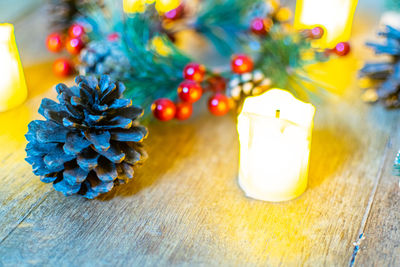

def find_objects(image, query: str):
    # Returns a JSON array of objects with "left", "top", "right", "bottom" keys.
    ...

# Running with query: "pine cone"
[
  {"left": 79, "top": 40, "right": 132, "bottom": 81},
  {"left": 360, "top": 25, "right": 400, "bottom": 108},
  {"left": 25, "top": 75, "right": 148, "bottom": 199},
  {"left": 227, "top": 70, "right": 272, "bottom": 113},
  {"left": 227, "top": 70, "right": 271, "bottom": 101}
]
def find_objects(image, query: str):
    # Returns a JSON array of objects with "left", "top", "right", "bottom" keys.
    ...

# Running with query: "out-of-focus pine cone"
[
  {"left": 227, "top": 70, "right": 271, "bottom": 101},
  {"left": 79, "top": 40, "right": 132, "bottom": 81},
  {"left": 25, "top": 75, "right": 148, "bottom": 199},
  {"left": 360, "top": 25, "right": 400, "bottom": 108}
]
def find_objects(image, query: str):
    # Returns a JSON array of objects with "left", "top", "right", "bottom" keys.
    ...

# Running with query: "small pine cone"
[
  {"left": 227, "top": 70, "right": 270, "bottom": 101},
  {"left": 25, "top": 75, "right": 148, "bottom": 199},
  {"left": 79, "top": 40, "right": 132, "bottom": 81}
]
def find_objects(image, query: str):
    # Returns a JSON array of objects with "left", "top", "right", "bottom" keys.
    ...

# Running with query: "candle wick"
[{"left": 275, "top": 109, "right": 280, "bottom": 119}]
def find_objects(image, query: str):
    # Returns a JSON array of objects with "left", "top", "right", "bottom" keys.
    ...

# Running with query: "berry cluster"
[
  {"left": 46, "top": 24, "right": 86, "bottom": 76},
  {"left": 152, "top": 62, "right": 233, "bottom": 121},
  {"left": 151, "top": 54, "right": 255, "bottom": 121}
]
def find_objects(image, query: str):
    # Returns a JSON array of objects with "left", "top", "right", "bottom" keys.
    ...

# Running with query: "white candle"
[
  {"left": 0, "top": 23, "right": 27, "bottom": 112},
  {"left": 237, "top": 89, "right": 315, "bottom": 202}
]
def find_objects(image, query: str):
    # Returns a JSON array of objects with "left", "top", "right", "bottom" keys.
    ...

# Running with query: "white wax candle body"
[
  {"left": 238, "top": 116, "right": 310, "bottom": 202},
  {"left": 0, "top": 24, "right": 27, "bottom": 112},
  {"left": 237, "top": 89, "right": 315, "bottom": 202}
]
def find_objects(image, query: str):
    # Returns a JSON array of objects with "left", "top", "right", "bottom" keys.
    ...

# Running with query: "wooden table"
[{"left": 1, "top": 3, "right": 399, "bottom": 266}]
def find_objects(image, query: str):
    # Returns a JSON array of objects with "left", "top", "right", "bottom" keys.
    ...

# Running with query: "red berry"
[
  {"left": 151, "top": 98, "right": 176, "bottom": 121},
  {"left": 46, "top": 33, "right": 63, "bottom": 53},
  {"left": 231, "top": 54, "right": 253, "bottom": 74},
  {"left": 164, "top": 4, "right": 184, "bottom": 20},
  {"left": 107, "top": 32, "right": 120, "bottom": 42},
  {"left": 177, "top": 80, "right": 203, "bottom": 103},
  {"left": 175, "top": 102, "right": 193, "bottom": 120},
  {"left": 310, "top": 26, "right": 324, "bottom": 39},
  {"left": 207, "top": 75, "right": 226, "bottom": 92},
  {"left": 53, "top": 58, "right": 73, "bottom": 76},
  {"left": 208, "top": 94, "right": 230, "bottom": 116},
  {"left": 250, "top": 18, "right": 271, "bottom": 35},
  {"left": 68, "top": 24, "right": 85, "bottom": 38},
  {"left": 183, "top": 63, "right": 206, "bottom": 82},
  {"left": 65, "top": 37, "right": 84, "bottom": 55},
  {"left": 334, "top": 42, "right": 351, "bottom": 56}
]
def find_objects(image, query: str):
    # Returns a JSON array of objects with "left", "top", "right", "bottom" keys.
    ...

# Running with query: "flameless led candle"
[
  {"left": 294, "top": 0, "right": 358, "bottom": 48},
  {"left": 0, "top": 23, "right": 27, "bottom": 112},
  {"left": 123, "top": 0, "right": 179, "bottom": 13},
  {"left": 237, "top": 89, "right": 315, "bottom": 202}
]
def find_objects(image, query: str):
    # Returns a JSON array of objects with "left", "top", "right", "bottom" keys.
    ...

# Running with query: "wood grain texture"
[
  {"left": 1, "top": 2, "right": 400, "bottom": 267},
  {"left": 353, "top": 118, "right": 400, "bottom": 266}
]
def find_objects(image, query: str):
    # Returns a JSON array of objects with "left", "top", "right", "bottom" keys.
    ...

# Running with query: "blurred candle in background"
[
  {"left": 0, "top": 23, "right": 27, "bottom": 112},
  {"left": 123, "top": 0, "right": 179, "bottom": 13},
  {"left": 294, "top": 0, "right": 358, "bottom": 48},
  {"left": 237, "top": 89, "right": 315, "bottom": 202}
]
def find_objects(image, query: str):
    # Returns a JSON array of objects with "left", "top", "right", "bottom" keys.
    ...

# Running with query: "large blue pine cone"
[{"left": 25, "top": 75, "right": 148, "bottom": 199}]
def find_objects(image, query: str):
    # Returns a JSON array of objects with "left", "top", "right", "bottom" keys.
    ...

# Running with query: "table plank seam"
[
  {"left": 0, "top": 191, "right": 51, "bottom": 245},
  {"left": 348, "top": 136, "right": 392, "bottom": 267}
]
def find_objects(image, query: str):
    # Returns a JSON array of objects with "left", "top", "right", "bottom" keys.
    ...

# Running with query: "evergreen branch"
[
  {"left": 253, "top": 27, "right": 329, "bottom": 101},
  {"left": 78, "top": 1, "right": 191, "bottom": 113}
]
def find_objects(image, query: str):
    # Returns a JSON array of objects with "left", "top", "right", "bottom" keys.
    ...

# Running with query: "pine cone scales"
[
  {"left": 25, "top": 75, "right": 147, "bottom": 199},
  {"left": 79, "top": 41, "right": 132, "bottom": 80},
  {"left": 360, "top": 25, "right": 400, "bottom": 108}
]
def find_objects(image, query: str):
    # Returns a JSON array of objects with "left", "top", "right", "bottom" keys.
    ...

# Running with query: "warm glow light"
[
  {"left": 0, "top": 24, "right": 27, "bottom": 112},
  {"left": 123, "top": 0, "right": 179, "bottom": 13},
  {"left": 237, "top": 89, "right": 315, "bottom": 202},
  {"left": 294, "top": 0, "right": 358, "bottom": 48}
]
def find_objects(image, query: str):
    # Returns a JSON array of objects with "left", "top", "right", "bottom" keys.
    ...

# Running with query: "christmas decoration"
[
  {"left": 65, "top": 37, "right": 85, "bottom": 55},
  {"left": 46, "top": 33, "right": 63, "bottom": 53},
  {"left": 79, "top": 40, "right": 132, "bottom": 80},
  {"left": 25, "top": 75, "right": 147, "bottom": 199},
  {"left": 334, "top": 42, "right": 351, "bottom": 56},
  {"left": 310, "top": 26, "right": 324, "bottom": 40},
  {"left": 208, "top": 94, "right": 230, "bottom": 116},
  {"left": 237, "top": 89, "right": 315, "bottom": 202},
  {"left": 231, "top": 54, "right": 254, "bottom": 74},
  {"left": 206, "top": 75, "right": 227, "bottom": 92},
  {"left": 227, "top": 70, "right": 270, "bottom": 103},
  {"left": 175, "top": 102, "right": 193, "bottom": 120},
  {"left": 57, "top": 0, "right": 329, "bottom": 118},
  {"left": 250, "top": 18, "right": 272, "bottom": 35},
  {"left": 68, "top": 24, "right": 85, "bottom": 38},
  {"left": 53, "top": 58, "right": 73, "bottom": 77},
  {"left": 123, "top": 0, "right": 180, "bottom": 14},
  {"left": 359, "top": 25, "right": 400, "bottom": 108},
  {"left": 177, "top": 80, "right": 203, "bottom": 103},
  {"left": 151, "top": 98, "right": 176, "bottom": 121},
  {"left": 0, "top": 23, "right": 28, "bottom": 112},
  {"left": 183, "top": 63, "right": 206, "bottom": 82},
  {"left": 294, "top": 0, "right": 358, "bottom": 48}
]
